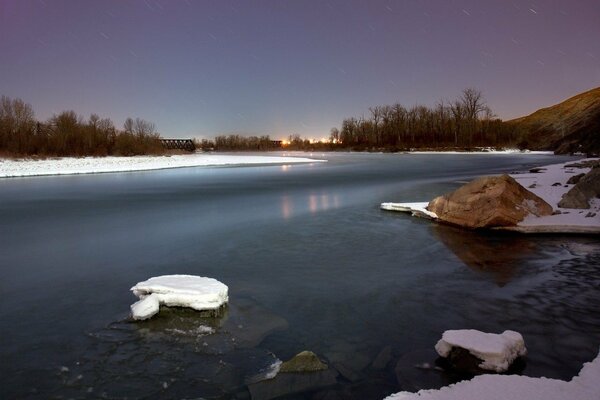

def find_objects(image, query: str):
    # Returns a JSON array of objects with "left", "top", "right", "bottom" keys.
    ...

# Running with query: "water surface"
[{"left": 1, "top": 152, "right": 599, "bottom": 399}]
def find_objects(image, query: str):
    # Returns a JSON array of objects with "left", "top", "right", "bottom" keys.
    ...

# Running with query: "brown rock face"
[
  {"left": 427, "top": 174, "right": 553, "bottom": 229},
  {"left": 558, "top": 167, "right": 600, "bottom": 209}
]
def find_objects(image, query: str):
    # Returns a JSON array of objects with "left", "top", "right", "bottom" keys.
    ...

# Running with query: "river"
[{"left": 1, "top": 152, "right": 599, "bottom": 399}]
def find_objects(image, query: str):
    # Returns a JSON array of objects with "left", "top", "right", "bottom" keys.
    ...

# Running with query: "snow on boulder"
[
  {"left": 130, "top": 275, "right": 228, "bottom": 320},
  {"left": 435, "top": 329, "right": 526, "bottom": 373}
]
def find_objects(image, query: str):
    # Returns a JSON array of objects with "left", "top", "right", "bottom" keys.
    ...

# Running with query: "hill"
[{"left": 508, "top": 87, "right": 600, "bottom": 154}]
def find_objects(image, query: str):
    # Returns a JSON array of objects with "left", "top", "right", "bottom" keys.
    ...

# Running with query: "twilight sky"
[{"left": 1, "top": 1, "right": 599, "bottom": 140}]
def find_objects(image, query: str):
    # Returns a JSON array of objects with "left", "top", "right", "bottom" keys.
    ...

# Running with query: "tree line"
[
  {"left": 0, "top": 95, "right": 164, "bottom": 157},
  {"left": 330, "top": 88, "right": 520, "bottom": 150}
]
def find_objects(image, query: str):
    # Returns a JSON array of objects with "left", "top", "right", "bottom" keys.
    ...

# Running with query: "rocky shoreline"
[{"left": 381, "top": 158, "right": 600, "bottom": 234}]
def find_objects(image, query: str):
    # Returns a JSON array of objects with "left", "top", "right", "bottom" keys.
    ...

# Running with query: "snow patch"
[
  {"left": 435, "top": 329, "right": 526, "bottom": 372},
  {"left": 130, "top": 275, "right": 228, "bottom": 320},
  {"left": 0, "top": 153, "right": 326, "bottom": 178},
  {"left": 385, "top": 347, "right": 600, "bottom": 400},
  {"left": 511, "top": 158, "right": 600, "bottom": 233}
]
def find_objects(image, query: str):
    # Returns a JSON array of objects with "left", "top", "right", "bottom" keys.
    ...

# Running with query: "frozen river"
[{"left": 1, "top": 152, "right": 598, "bottom": 399}]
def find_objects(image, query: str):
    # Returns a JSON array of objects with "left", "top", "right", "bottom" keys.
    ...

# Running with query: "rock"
[
  {"left": 552, "top": 182, "right": 562, "bottom": 187},
  {"left": 279, "top": 351, "right": 327, "bottom": 373},
  {"left": 558, "top": 168, "right": 600, "bottom": 209},
  {"left": 427, "top": 175, "right": 554, "bottom": 229},
  {"left": 528, "top": 183, "right": 537, "bottom": 188},
  {"left": 394, "top": 349, "right": 450, "bottom": 392},
  {"left": 247, "top": 368, "right": 337, "bottom": 400},
  {"left": 435, "top": 330, "right": 527, "bottom": 373},
  {"left": 552, "top": 210, "right": 562, "bottom": 215},
  {"left": 567, "top": 173, "right": 586, "bottom": 185},
  {"left": 371, "top": 346, "right": 393, "bottom": 370},
  {"left": 332, "top": 362, "right": 364, "bottom": 382},
  {"left": 529, "top": 167, "right": 546, "bottom": 173}
]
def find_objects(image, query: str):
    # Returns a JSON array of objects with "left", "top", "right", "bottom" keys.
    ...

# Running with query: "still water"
[{"left": 1, "top": 152, "right": 599, "bottom": 399}]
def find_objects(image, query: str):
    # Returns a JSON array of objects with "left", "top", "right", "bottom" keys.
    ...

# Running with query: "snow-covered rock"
[
  {"left": 385, "top": 347, "right": 600, "bottom": 400},
  {"left": 510, "top": 158, "right": 600, "bottom": 233},
  {"left": 435, "top": 329, "right": 526, "bottom": 373},
  {"left": 130, "top": 275, "right": 228, "bottom": 320}
]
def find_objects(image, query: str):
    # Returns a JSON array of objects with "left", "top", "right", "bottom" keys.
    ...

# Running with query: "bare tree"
[{"left": 133, "top": 118, "right": 156, "bottom": 137}]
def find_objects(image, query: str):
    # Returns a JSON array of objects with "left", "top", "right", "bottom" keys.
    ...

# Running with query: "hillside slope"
[{"left": 508, "top": 87, "right": 600, "bottom": 154}]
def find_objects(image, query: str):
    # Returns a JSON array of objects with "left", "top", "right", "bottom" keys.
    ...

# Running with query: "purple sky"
[{"left": 1, "top": 0, "right": 599, "bottom": 139}]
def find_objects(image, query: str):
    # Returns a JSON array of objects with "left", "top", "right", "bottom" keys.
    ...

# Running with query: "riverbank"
[
  {"left": 0, "top": 153, "right": 326, "bottom": 178},
  {"left": 382, "top": 157, "right": 600, "bottom": 234},
  {"left": 385, "top": 347, "right": 600, "bottom": 400}
]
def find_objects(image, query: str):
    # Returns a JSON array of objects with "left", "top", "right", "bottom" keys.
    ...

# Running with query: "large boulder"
[
  {"left": 427, "top": 174, "right": 553, "bottom": 229},
  {"left": 558, "top": 167, "right": 600, "bottom": 209}
]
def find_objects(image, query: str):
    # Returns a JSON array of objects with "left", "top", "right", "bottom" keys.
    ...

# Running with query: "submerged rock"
[
  {"left": 558, "top": 168, "right": 600, "bottom": 209},
  {"left": 427, "top": 174, "right": 553, "bottom": 229},
  {"left": 280, "top": 351, "right": 328, "bottom": 373}
]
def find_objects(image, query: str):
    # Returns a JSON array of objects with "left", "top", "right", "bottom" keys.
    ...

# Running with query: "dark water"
[{"left": 1, "top": 152, "right": 599, "bottom": 400}]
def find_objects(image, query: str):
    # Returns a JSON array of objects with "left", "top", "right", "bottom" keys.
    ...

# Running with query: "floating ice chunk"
[
  {"left": 130, "top": 275, "right": 228, "bottom": 320},
  {"left": 130, "top": 293, "right": 160, "bottom": 320},
  {"left": 380, "top": 202, "right": 438, "bottom": 219},
  {"left": 435, "top": 329, "right": 526, "bottom": 372}
]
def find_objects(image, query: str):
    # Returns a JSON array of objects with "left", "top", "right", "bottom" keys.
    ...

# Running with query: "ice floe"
[
  {"left": 0, "top": 153, "right": 326, "bottom": 178},
  {"left": 435, "top": 329, "right": 526, "bottom": 373},
  {"left": 130, "top": 275, "right": 228, "bottom": 320},
  {"left": 380, "top": 202, "right": 438, "bottom": 219},
  {"left": 385, "top": 347, "right": 600, "bottom": 400}
]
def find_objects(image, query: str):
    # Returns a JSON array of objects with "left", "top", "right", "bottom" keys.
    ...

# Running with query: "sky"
[{"left": 0, "top": 0, "right": 599, "bottom": 140}]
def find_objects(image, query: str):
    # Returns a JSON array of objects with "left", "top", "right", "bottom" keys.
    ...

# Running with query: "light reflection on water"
[{"left": 0, "top": 152, "right": 598, "bottom": 400}]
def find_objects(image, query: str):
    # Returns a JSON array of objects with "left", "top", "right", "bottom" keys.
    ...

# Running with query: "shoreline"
[
  {"left": 381, "top": 157, "right": 600, "bottom": 234},
  {"left": 0, "top": 153, "right": 326, "bottom": 179},
  {"left": 0, "top": 150, "right": 559, "bottom": 179}
]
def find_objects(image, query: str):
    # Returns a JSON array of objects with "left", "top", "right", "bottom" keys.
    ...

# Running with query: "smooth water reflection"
[{"left": 1, "top": 152, "right": 598, "bottom": 399}]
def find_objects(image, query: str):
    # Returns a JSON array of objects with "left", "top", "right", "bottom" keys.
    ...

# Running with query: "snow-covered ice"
[
  {"left": 130, "top": 293, "right": 160, "bottom": 320},
  {"left": 510, "top": 158, "right": 600, "bottom": 233},
  {"left": 130, "top": 275, "right": 228, "bottom": 320},
  {"left": 0, "top": 153, "right": 326, "bottom": 178},
  {"left": 409, "top": 149, "right": 553, "bottom": 155},
  {"left": 435, "top": 329, "right": 527, "bottom": 373},
  {"left": 384, "top": 347, "right": 600, "bottom": 400},
  {"left": 380, "top": 202, "right": 438, "bottom": 219}
]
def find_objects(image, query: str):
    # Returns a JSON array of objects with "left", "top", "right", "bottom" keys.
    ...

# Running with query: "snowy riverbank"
[
  {"left": 0, "top": 153, "right": 326, "bottom": 178},
  {"left": 385, "top": 347, "right": 600, "bottom": 400},
  {"left": 381, "top": 158, "right": 600, "bottom": 234},
  {"left": 508, "top": 158, "right": 600, "bottom": 233}
]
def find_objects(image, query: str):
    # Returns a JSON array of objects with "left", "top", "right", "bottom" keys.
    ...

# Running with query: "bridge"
[{"left": 160, "top": 139, "right": 196, "bottom": 152}]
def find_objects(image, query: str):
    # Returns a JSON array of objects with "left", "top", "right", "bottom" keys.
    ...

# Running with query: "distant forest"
[
  {"left": 330, "top": 88, "right": 519, "bottom": 150},
  {"left": 201, "top": 88, "right": 522, "bottom": 152},
  {"left": 0, "top": 95, "right": 164, "bottom": 157},
  {"left": 2, "top": 89, "right": 524, "bottom": 157}
]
